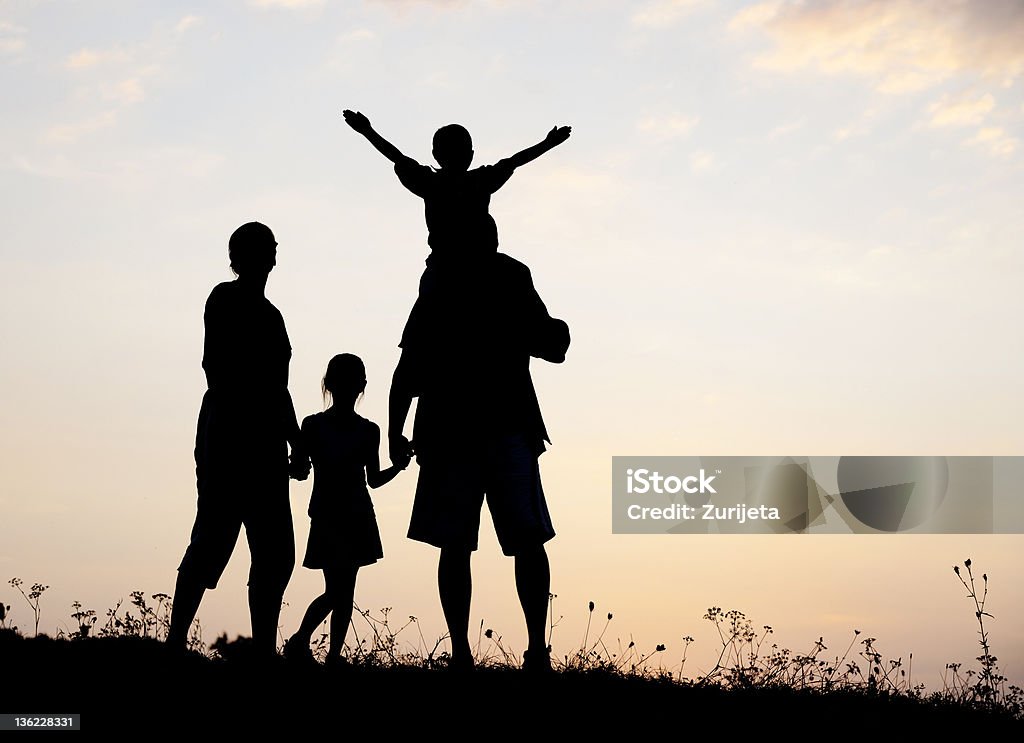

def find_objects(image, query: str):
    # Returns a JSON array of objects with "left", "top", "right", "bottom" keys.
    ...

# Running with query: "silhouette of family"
[{"left": 167, "top": 111, "right": 571, "bottom": 672}]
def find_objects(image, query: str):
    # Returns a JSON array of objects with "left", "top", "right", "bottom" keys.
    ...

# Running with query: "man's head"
[
  {"left": 433, "top": 124, "right": 474, "bottom": 172},
  {"left": 228, "top": 221, "right": 277, "bottom": 277}
]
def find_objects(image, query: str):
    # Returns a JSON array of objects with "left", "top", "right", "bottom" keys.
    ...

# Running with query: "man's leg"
[
  {"left": 166, "top": 572, "right": 205, "bottom": 650},
  {"left": 514, "top": 545, "right": 550, "bottom": 657},
  {"left": 246, "top": 487, "right": 295, "bottom": 657},
  {"left": 438, "top": 547, "right": 473, "bottom": 666},
  {"left": 168, "top": 485, "right": 240, "bottom": 651}
]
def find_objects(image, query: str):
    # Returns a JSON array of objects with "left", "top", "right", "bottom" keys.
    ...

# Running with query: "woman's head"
[
  {"left": 322, "top": 353, "right": 366, "bottom": 406},
  {"left": 229, "top": 222, "right": 277, "bottom": 277},
  {"left": 433, "top": 124, "right": 474, "bottom": 172}
]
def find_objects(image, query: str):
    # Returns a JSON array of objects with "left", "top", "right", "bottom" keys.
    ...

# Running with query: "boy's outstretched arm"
[
  {"left": 343, "top": 109, "right": 410, "bottom": 164},
  {"left": 501, "top": 125, "right": 572, "bottom": 169}
]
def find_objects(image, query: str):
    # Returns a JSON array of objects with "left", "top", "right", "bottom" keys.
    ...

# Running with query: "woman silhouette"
[{"left": 167, "top": 222, "right": 309, "bottom": 656}]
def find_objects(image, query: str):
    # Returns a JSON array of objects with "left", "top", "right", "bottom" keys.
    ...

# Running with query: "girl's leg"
[
  {"left": 324, "top": 564, "right": 358, "bottom": 660},
  {"left": 289, "top": 571, "right": 334, "bottom": 649}
]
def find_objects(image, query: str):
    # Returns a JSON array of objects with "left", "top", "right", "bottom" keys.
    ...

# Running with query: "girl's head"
[
  {"left": 229, "top": 221, "right": 277, "bottom": 277},
  {"left": 322, "top": 353, "right": 366, "bottom": 407},
  {"left": 432, "top": 124, "right": 474, "bottom": 172}
]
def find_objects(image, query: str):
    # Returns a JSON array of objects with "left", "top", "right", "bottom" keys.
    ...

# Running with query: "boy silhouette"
[{"left": 342, "top": 110, "right": 570, "bottom": 349}]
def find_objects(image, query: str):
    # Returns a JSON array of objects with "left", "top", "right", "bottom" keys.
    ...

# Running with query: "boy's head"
[{"left": 433, "top": 124, "right": 474, "bottom": 172}]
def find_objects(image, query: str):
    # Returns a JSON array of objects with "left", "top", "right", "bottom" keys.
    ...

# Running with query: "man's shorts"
[
  {"left": 407, "top": 434, "right": 555, "bottom": 556},
  {"left": 177, "top": 469, "right": 294, "bottom": 591}
]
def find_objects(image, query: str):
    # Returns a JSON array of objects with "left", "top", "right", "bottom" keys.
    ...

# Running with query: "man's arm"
[
  {"left": 343, "top": 109, "right": 411, "bottom": 165},
  {"left": 286, "top": 395, "right": 310, "bottom": 480},
  {"left": 388, "top": 352, "right": 417, "bottom": 463},
  {"left": 500, "top": 125, "right": 572, "bottom": 170}
]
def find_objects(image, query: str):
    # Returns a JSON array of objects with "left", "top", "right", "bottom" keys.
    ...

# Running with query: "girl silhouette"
[{"left": 285, "top": 354, "right": 409, "bottom": 663}]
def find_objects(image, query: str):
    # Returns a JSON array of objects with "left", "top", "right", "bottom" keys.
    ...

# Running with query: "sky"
[{"left": 1, "top": 0, "right": 1023, "bottom": 686}]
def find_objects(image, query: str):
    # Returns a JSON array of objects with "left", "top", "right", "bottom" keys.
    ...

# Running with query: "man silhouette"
[{"left": 388, "top": 254, "right": 569, "bottom": 672}]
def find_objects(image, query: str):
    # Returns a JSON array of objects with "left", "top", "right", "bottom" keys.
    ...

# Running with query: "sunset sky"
[{"left": 2, "top": 0, "right": 1022, "bottom": 684}]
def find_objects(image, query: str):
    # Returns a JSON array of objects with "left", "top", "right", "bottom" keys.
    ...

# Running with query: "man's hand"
[
  {"left": 545, "top": 125, "right": 572, "bottom": 146},
  {"left": 391, "top": 451, "right": 412, "bottom": 471},
  {"left": 343, "top": 109, "right": 372, "bottom": 134},
  {"left": 288, "top": 450, "right": 311, "bottom": 481},
  {"left": 389, "top": 434, "right": 414, "bottom": 465}
]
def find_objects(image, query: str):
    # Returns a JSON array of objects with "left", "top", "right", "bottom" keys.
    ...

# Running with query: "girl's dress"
[{"left": 301, "top": 410, "right": 384, "bottom": 568}]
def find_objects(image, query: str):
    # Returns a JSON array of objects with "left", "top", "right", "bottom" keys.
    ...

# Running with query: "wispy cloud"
[
  {"left": 690, "top": 149, "right": 716, "bottom": 173},
  {"left": 251, "top": 0, "right": 325, "bottom": 8},
  {"left": 730, "top": 0, "right": 1024, "bottom": 93},
  {"left": 339, "top": 28, "right": 376, "bottom": 43},
  {"left": 636, "top": 113, "right": 699, "bottom": 142},
  {"left": 927, "top": 92, "right": 994, "bottom": 128},
  {"left": 45, "top": 111, "right": 118, "bottom": 144},
  {"left": 833, "top": 108, "right": 877, "bottom": 142},
  {"left": 767, "top": 118, "right": 805, "bottom": 139},
  {"left": 965, "top": 127, "right": 1018, "bottom": 157},
  {"left": 631, "top": 0, "right": 707, "bottom": 29},
  {"left": 174, "top": 15, "right": 201, "bottom": 34},
  {"left": 0, "top": 21, "right": 27, "bottom": 58},
  {"left": 66, "top": 47, "right": 130, "bottom": 69}
]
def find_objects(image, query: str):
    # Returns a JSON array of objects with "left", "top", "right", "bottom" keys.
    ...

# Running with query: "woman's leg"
[{"left": 324, "top": 564, "right": 358, "bottom": 660}]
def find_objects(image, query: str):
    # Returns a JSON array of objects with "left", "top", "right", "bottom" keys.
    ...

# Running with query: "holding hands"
[
  {"left": 289, "top": 449, "right": 311, "bottom": 481},
  {"left": 389, "top": 434, "right": 414, "bottom": 469}
]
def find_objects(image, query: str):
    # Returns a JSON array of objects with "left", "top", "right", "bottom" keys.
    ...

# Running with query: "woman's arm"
[{"left": 365, "top": 423, "right": 408, "bottom": 489}]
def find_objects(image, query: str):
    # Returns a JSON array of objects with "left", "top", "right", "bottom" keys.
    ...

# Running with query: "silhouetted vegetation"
[{"left": 2, "top": 560, "right": 1020, "bottom": 732}]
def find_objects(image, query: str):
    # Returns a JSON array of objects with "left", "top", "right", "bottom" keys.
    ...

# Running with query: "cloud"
[
  {"left": 367, "top": 0, "right": 468, "bottom": 9},
  {"left": 339, "top": 28, "right": 376, "bottom": 43},
  {"left": 0, "top": 21, "right": 27, "bottom": 57},
  {"left": 631, "top": 0, "right": 707, "bottom": 28},
  {"left": 927, "top": 92, "right": 995, "bottom": 128},
  {"left": 45, "top": 111, "right": 118, "bottom": 144},
  {"left": 250, "top": 0, "right": 325, "bottom": 8},
  {"left": 66, "top": 47, "right": 129, "bottom": 69},
  {"left": 636, "top": 113, "right": 699, "bottom": 141},
  {"left": 965, "top": 127, "right": 1018, "bottom": 157},
  {"left": 767, "top": 118, "right": 805, "bottom": 139},
  {"left": 174, "top": 15, "right": 201, "bottom": 34},
  {"left": 690, "top": 149, "right": 716, "bottom": 173},
  {"left": 15, "top": 146, "right": 226, "bottom": 181},
  {"left": 102, "top": 77, "right": 147, "bottom": 105},
  {"left": 833, "top": 108, "right": 877, "bottom": 141},
  {"left": 730, "top": 0, "right": 1024, "bottom": 93}
]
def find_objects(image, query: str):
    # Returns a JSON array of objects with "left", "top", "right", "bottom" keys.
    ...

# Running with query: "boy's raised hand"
[
  {"left": 343, "top": 109, "right": 372, "bottom": 134},
  {"left": 546, "top": 125, "right": 572, "bottom": 146}
]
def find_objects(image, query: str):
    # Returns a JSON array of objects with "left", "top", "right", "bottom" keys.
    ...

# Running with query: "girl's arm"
[
  {"left": 365, "top": 423, "right": 409, "bottom": 489},
  {"left": 343, "top": 109, "right": 410, "bottom": 165}
]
